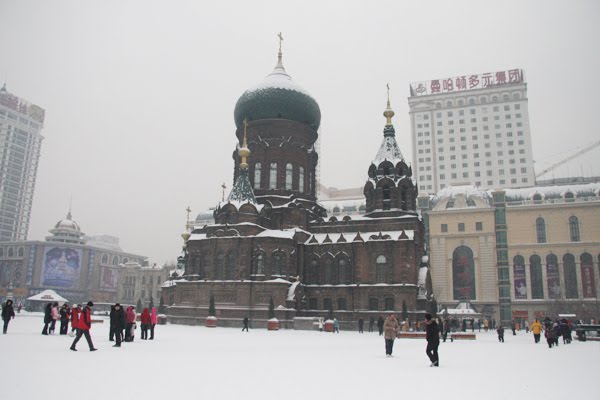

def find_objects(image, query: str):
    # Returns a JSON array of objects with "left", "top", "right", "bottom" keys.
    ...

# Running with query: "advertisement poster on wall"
[
  {"left": 514, "top": 263, "right": 527, "bottom": 299},
  {"left": 100, "top": 267, "right": 119, "bottom": 291},
  {"left": 452, "top": 247, "right": 476, "bottom": 300},
  {"left": 42, "top": 247, "right": 82, "bottom": 288},
  {"left": 581, "top": 262, "right": 596, "bottom": 298},
  {"left": 546, "top": 263, "right": 561, "bottom": 299}
]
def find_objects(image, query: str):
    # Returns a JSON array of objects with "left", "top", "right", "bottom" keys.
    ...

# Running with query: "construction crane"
[{"left": 535, "top": 139, "right": 600, "bottom": 179}]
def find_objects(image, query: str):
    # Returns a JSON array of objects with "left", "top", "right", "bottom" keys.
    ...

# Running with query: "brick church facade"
[{"left": 162, "top": 45, "right": 432, "bottom": 329}]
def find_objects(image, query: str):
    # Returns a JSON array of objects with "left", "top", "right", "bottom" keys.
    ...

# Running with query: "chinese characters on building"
[{"left": 410, "top": 69, "right": 523, "bottom": 97}]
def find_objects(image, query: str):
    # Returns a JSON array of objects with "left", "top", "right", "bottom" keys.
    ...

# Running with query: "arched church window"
[
  {"left": 536, "top": 218, "right": 546, "bottom": 243},
  {"left": 272, "top": 251, "right": 285, "bottom": 276},
  {"left": 17, "top": 247, "right": 24, "bottom": 257},
  {"left": 285, "top": 163, "right": 293, "bottom": 190},
  {"left": 376, "top": 255, "right": 386, "bottom": 283},
  {"left": 269, "top": 163, "right": 277, "bottom": 189},
  {"left": 563, "top": 253, "right": 578, "bottom": 299},
  {"left": 401, "top": 190, "right": 408, "bottom": 211},
  {"left": 112, "top": 256, "right": 119, "bottom": 266},
  {"left": 324, "top": 258, "right": 333, "bottom": 284},
  {"left": 569, "top": 216, "right": 580, "bottom": 242},
  {"left": 383, "top": 186, "right": 391, "bottom": 210},
  {"left": 226, "top": 251, "right": 236, "bottom": 280},
  {"left": 532, "top": 193, "right": 542, "bottom": 204},
  {"left": 215, "top": 252, "right": 225, "bottom": 280},
  {"left": 254, "top": 163, "right": 261, "bottom": 189},
  {"left": 253, "top": 252, "right": 265, "bottom": 275},
  {"left": 452, "top": 246, "right": 476, "bottom": 300},
  {"left": 546, "top": 254, "right": 560, "bottom": 299},
  {"left": 338, "top": 257, "right": 350, "bottom": 284},
  {"left": 309, "top": 258, "right": 319, "bottom": 284},
  {"left": 299, "top": 167, "right": 304, "bottom": 193},
  {"left": 7, "top": 248, "right": 13, "bottom": 257},
  {"left": 581, "top": 253, "right": 596, "bottom": 298}
]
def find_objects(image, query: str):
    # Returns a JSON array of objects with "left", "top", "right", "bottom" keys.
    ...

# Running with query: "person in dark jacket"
[
  {"left": 2, "top": 299, "right": 15, "bottom": 334},
  {"left": 511, "top": 320, "right": 517, "bottom": 335},
  {"left": 496, "top": 325, "right": 505, "bottom": 342},
  {"left": 425, "top": 314, "right": 440, "bottom": 367},
  {"left": 42, "top": 302, "right": 52, "bottom": 335},
  {"left": 110, "top": 303, "right": 126, "bottom": 347},
  {"left": 241, "top": 316, "right": 249, "bottom": 332},
  {"left": 109, "top": 305, "right": 116, "bottom": 341},
  {"left": 368, "top": 317, "right": 374, "bottom": 332},
  {"left": 377, "top": 316, "right": 384, "bottom": 336},
  {"left": 59, "top": 304, "right": 70, "bottom": 335},
  {"left": 358, "top": 317, "right": 364, "bottom": 333},
  {"left": 70, "top": 301, "right": 97, "bottom": 351}
]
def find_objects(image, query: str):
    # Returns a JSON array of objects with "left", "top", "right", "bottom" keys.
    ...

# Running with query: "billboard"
[
  {"left": 546, "top": 261, "right": 561, "bottom": 299},
  {"left": 100, "top": 267, "right": 119, "bottom": 291},
  {"left": 42, "top": 247, "right": 82, "bottom": 288},
  {"left": 410, "top": 69, "right": 523, "bottom": 97},
  {"left": 513, "top": 263, "right": 527, "bottom": 300},
  {"left": 0, "top": 89, "right": 45, "bottom": 123}
]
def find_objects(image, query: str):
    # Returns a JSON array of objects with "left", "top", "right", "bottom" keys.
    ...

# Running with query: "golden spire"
[
  {"left": 383, "top": 83, "right": 395, "bottom": 125},
  {"left": 181, "top": 206, "right": 192, "bottom": 242},
  {"left": 239, "top": 119, "right": 250, "bottom": 169}
]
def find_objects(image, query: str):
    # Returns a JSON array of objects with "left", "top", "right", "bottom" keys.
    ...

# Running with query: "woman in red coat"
[
  {"left": 140, "top": 308, "right": 151, "bottom": 340},
  {"left": 70, "top": 304, "right": 81, "bottom": 335}
]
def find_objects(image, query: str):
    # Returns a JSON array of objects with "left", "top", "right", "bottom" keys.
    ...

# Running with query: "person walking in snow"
[
  {"left": 377, "top": 315, "right": 385, "bottom": 336},
  {"left": 59, "top": 304, "right": 70, "bottom": 335},
  {"left": 70, "top": 304, "right": 81, "bottom": 336},
  {"left": 318, "top": 317, "right": 324, "bottom": 332},
  {"left": 333, "top": 318, "right": 340, "bottom": 333},
  {"left": 125, "top": 306, "right": 136, "bottom": 342},
  {"left": 150, "top": 307, "right": 158, "bottom": 339},
  {"left": 140, "top": 308, "right": 151, "bottom": 340},
  {"left": 110, "top": 303, "right": 125, "bottom": 347},
  {"left": 2, "top": 299, "right": 15, "bottom": 334},
  {"left": 531, "top": 319, "right": 543, "bottom": 343},
  {"left": 511, "top": 320, "right": 516, "bottom": 336},
  {"left": 49, "top": 302, "right": 59, "bottom": 334},
  {"left": 242, "top": 316, "right": 249, "bottom": 332},
  {"left": 368, "top": 316, "right": 374, "bottom": 333},
  {"left": 383, "top": 314, "right": 399, "bottom": 356},
  {"left": 42, "top": 302, "right": 52, "bottom": 335},
  {"left": 425, "top": 313, "right": 440, "bottom": 367},
  {"left": 524, "top": 320, "right": 529, "bottom": 333},
  {"left": 496, "top": 325, "right": 505, "bottom": 342},
  {"left": 358, "top": 317, "right": 364, "bottom": 333},
  {"left": 70, "top": 301, "right": 97, "bottom": 352}
]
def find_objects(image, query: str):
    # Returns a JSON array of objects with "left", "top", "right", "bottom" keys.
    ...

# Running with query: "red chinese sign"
[
  {"left": 410, "top": 69, "right": 523, "bottom": 97},
  {"left": 0, "top": 90, "right": 45, "bottom": 124}
]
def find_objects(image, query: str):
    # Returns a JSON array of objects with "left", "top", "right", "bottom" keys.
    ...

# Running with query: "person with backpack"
[
  {"left": 2, "top": 299, "right": 15, "bottom": 334},
  {"left": 140, "top": 308, "right": 151, "bottom": 340},
  {"left": 70, "top": 301, "right": 97, "bottom": 352}
]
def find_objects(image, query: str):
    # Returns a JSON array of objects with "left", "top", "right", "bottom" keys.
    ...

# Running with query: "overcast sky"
[{"left": 1, "top": 0, "right": 599, "bottom": 264}]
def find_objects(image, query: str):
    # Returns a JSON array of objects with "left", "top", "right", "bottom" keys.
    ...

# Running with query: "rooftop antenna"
[{"left": 221, "top": 182, "right": 227, "bottom": 202}]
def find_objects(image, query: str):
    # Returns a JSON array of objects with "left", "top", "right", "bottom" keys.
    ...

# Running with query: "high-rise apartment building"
[
  {"left": 408, "top": 69, "right": 535, "bottom": 193},
  {"left": 0, "top": 84, "right": 45, "bottom": 241}
]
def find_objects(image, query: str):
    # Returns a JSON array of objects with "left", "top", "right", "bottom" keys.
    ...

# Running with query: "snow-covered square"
[{"left": 1, "top": 313, "right": 597, "bottom": 400}]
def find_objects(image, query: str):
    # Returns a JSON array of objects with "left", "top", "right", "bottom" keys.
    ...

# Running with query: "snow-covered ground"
[{"left": 1, "top": 313, "right": 597, "bottom": 400}]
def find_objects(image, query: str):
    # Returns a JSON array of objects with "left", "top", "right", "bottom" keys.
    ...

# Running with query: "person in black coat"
[
  {"left": 109, "top": 305, "right": 116, "bottom": 341},
  {"left": 242, "top": 316, "right": 249, "bottom": 332},
  {"left": 377, "top": 316, "right": 384, "bottom": 336},
  {"left": 2, "top": 300, "right": 15, "bottom": 334},
  {"left": 42, "top": 302, "right": 52, "bottom": 335},
  {"left": 59, "top": 304, "right": 70, "bottom": 335},
  {"left": 110, "top": 303, "right": 126, "bottom": 347},
  {"left": 425, "top": 313, "right": 440, "bottom": 367},
  {"left": 358, "top": 317, "right": 364, "bottom": 333},
  {"left": 496, "top": 325, "right": 505, "bottom": 342},
  {"left": 368, "top": 317, "right": 374, "bottom": 332}
]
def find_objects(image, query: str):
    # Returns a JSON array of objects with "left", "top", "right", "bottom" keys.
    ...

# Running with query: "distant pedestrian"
[
  {"left": 511, "top": 320, "right": 516, "bottom": 335},
  {"left": 111, "top": 303, "right": 125, "bottom": 347},
  {"left": 42, "top": 303, "right": 52, "bottom": 335},
  {"left": 497, "top": 325, "right": 505, "bottom": 342},
  {"left": 70, "top": 301, "right": 97, "bottom": 352},
  {"left": 368, "top": 317, "right": 374, "bottom": 333},
  {"left": 49, "top": 302, "right": 59, "bottom": 334},
  {"left": 242, "top": 316, "right": 249, "bottom": 332},
  {"left": 2, "top": 299, "right": 15, "bottom": 334},
  {"left": 442, "top": 319, "right": 451, "bottom": 343},
  {"left": 425, "top": 314, "right": 440, "bottom": 367},
  {"left": 545, "top": 324, "right": 556, "bottom": 348},
  {"left": 524, "top": 320, "right": 529, "bottom": 333},
  {"left": 318, "top": 317, "right": 324, "bottom": 332},
  {"left": 383, "top": 314, "right": 399, "bottom": 356},
  {"left": 109, "top": 305, "right": 116, "bottom": 341},
  {"left": 377, "top": 316, "right": 385, "bottom": 336},
  {"left": 531, "top": 319, "right": 543, "bottom": 343},
  {"left": 125, "top": 306, "right": 136, "bottom": 342},
  {"left": 333, "top": 318, "right": 339, "bottom": 333},
  {"left": 358, "top": 317, "right": 364, "bottom": 333},
  {"left": 140, "top": 308, "right": 151, "bottom": 340},
  {"left": 483, "top": 319, "right": 489, "bottom": 332},
  {"left": 59, "top": 304, "right": 69, "bottom": 335},
  {"left": 150, "top": 307, "right": 157, "bottom": 339}
]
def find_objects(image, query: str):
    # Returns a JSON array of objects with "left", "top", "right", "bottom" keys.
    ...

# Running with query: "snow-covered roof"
[
  {"left": 27, "top": 289, "right": 68, "bottom": 303},
  {"left": 245, "top": 60, "right": 313, "bottom": 98},
  {"left": 432, "top": 185, "right": 490, "bottom": 202},
  {"left": 287, "top": 281, "right": 300, "bottom": 301},
  {"left": 373, "top": 135, "right": 404, "bottom": 166},
  {"left": 502, "top": 182, "right": 600, "bottom": 200},
  {"left": 306, "top": 230, "right": 414, "bottom": 244}
]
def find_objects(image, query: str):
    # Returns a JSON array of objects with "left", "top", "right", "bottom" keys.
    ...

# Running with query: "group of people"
[
  {"left": 380, "top": 313, "right": 440, "bottom": 367},
  {"left": 41, "top": 302, "right": 76, "bottom": 335},
  {"left": 108, "top": 304, "right": 158, "bottom": 346}
]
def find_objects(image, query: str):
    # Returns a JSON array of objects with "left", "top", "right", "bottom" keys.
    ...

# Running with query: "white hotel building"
[{"left": 408, "top": 69, "right": 536, "bottom": 193}]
